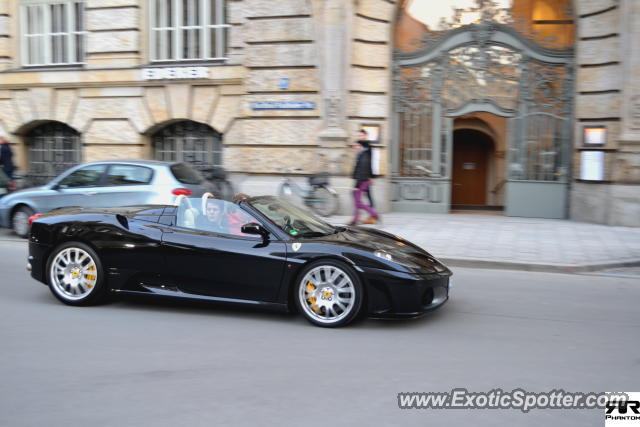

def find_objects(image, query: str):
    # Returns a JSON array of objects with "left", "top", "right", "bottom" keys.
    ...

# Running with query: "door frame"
[{"left": 451, "top": 128, "right": 495, "bottom": 206}]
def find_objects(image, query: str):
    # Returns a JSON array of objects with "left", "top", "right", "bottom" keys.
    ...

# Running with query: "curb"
[{"left": 440, "top": 257, "right": 640, "bottom": 274}]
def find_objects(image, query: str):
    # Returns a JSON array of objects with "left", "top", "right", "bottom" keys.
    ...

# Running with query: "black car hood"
[{"left": 311, "top": 226, "right": 446, "bottom": 272}]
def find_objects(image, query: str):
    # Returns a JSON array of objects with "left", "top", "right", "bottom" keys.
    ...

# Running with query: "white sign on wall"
[
  {"left": 580, "top": 151, "right": 605, "bottom": 181},
  {"left": 371, "top": 147, "right": 380, "bottom": 176},
  {"left": 142, "top": 67, "right": 209, "bottom": 80}
]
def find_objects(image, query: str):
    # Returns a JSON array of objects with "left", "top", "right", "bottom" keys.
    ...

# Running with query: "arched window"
[
  {"left": 27, "top": 122, "right": 81, "bottom": 185},
  {"left": 152, "top": 121, "right": 222, "bottom": 171}
]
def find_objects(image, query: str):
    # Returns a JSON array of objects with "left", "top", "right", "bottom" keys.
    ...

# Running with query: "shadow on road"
[
  {"left": 103, "top": 292, "right": 450, "bottom": 330},
  {"left": 21, "top": 274, "right": 453, "bottom": 331},
  {"left": 110, "top": 293, "right": 297, "bottom": 325}
]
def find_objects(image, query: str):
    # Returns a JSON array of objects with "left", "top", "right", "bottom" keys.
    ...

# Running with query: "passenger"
[{"left": 197, "top": 198, "right": 229, "bottom": 234}]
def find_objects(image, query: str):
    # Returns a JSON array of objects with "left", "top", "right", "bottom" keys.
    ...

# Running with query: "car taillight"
[
  {"left": 172, "top": 188, "right": 193, "bottom": 196},
  {"left": 8, "top": 181, "right": 16, "bottom": 192},
  {"left": 28, "top": 213, "right": 42, "bottom": 226}
]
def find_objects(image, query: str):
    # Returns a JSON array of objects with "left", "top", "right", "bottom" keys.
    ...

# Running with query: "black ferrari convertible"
[{"left": 27, "top": 195, "right": 451, "bottom": 327}]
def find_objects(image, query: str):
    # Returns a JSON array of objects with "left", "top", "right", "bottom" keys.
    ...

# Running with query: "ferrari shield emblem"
[{"left": 292, "top": 243, "right": 301, "bottom": 252}]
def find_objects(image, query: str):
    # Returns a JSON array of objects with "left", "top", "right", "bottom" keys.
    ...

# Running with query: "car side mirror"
[{"left": 241, "top": 222, "right": 269, "bottom": 239}]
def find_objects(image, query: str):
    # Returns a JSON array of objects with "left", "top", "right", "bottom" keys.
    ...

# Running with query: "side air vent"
[{"left": 116, "top": 214, "right": 129, "bottom": 229}]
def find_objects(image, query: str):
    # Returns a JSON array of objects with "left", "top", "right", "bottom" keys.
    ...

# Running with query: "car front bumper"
[
  {"left": 28, "top": 240, "right": 51, "bottom": 284},
  {"left": 361, "top": 267, "right": 450, "bottom": 318}
]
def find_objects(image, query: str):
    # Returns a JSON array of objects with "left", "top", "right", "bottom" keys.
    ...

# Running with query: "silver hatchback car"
[{"left": 0, "top": 160, "right": 217, "bottom": 237}]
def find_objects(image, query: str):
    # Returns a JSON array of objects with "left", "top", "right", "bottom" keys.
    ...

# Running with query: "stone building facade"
[
  {"left": 569, "top": 0, "right": 640, "bottom": 226},
  {"left": 0, "top": 0, "right": 638, "bottom": 225}
]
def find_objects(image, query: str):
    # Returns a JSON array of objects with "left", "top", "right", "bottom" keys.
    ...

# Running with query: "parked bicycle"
[
  {"left": 201, "top": 166, "right": 235, "bottom": 201},
  {"left": 278, "top": 168, "right": 340, "bottom": 217}
]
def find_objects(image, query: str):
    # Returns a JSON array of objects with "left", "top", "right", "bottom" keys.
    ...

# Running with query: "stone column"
[
  {"left": 620, "top": 0, "right": 640, "bottom": 144},
  {"left": 613, "top": 0, "right": 640, "bottom": 215},
  {"left": 315, "top": 0, "right": 350, "bottom": 175}
]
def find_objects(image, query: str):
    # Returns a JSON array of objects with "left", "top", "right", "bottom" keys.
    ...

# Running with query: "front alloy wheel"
[
  {"left": 47, "top": 242, "right": 107, "bottom": 306},
  {"left": 295, "top": 261, "right": 363, "bottom": 327}
]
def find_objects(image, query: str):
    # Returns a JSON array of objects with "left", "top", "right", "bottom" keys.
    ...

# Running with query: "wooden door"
[{"left": 451, "top": 130, "right": 491, "bottom": 205}]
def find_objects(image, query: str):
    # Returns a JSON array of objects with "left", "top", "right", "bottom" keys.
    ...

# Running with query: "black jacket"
[
  {"left": 352, "top": 148, "right": 373, "bottom": 183},
  {"left": 0, "top": 144, "right": 14, "bottom": 179}
]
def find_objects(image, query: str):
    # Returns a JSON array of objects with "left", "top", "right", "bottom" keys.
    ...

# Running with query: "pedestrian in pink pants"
[{"left": 349, "top": 135, "right": 379, "bottom": 225}]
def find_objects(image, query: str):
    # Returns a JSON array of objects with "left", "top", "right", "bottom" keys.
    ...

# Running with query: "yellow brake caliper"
[
  {"left": 84, "top": 266, "right": 96, "bottom": 288},
  {"left": 306, "top": 281, "right": 322, "bottom": 314}
]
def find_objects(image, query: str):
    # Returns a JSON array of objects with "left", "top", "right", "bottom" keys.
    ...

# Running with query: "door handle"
[
  {"left": 453, "top": 183, "right": 462, "bottom": 187},
  {"left": 84, "top": 191, "right": 98, "bottom": 196}
]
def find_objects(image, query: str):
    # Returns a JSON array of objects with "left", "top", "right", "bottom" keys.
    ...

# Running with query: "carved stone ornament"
[
  {"left": 326, "top": 95, "right": 342, "bottom": 129},
  {"left": 471, "top": 22, "right": 495, "bottom": 48}
]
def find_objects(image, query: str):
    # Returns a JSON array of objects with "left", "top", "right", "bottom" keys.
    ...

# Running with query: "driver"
[
  {"left": 197, "top": 198, "right": 229, "bottom": 234},
  {"left": 228, "top": 193, "right": 253, "bottom": 235}
]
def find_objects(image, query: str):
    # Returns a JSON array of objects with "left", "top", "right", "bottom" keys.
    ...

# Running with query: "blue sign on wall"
[
  {"left": 278, "top": 78, "right": 290, "bottom": 90},
  {"left": 251, "top": 101, "right": 315, "bottom": 110}
]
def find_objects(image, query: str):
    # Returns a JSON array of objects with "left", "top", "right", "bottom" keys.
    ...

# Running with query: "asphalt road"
[{"left": 0, "top": 238, "right": 638, "bottom": 427}]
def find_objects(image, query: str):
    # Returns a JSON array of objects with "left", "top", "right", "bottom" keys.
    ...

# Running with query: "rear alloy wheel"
[
  {"left": 47, "top": 242, "right": 107, "bottom": 306},
  {"left": 12, "top": 206, "right": 34, "bottom": 238},
  {"left": 295, "top": 261, "right": 363, "bottom": 327}
]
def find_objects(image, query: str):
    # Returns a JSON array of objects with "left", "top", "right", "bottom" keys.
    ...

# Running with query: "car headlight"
[
  {"left": 374, "top": 249, "right": 432, "bottom": 271},
  {"left": 374, "top": 250, "right": 394, "bottom": 262}
]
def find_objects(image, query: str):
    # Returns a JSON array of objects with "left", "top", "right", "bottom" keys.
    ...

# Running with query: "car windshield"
[{"left": 249, "top": 197, "right": 337, "bottom": 238}]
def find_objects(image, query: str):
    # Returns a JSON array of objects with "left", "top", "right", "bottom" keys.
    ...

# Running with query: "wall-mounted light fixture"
[
  {"left": 360, "top": 124, "right": 381, "bottom": 143},
  {"left": 583, "top": 126, "right": 606, "bottom": 146}
]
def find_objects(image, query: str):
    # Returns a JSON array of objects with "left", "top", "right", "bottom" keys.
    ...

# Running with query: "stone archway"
[
  {"left": 151, "top": 120, "right": 223, "bottom": 172},
  {"left": 23, "top": 121, "right": 82, "bottom": 186}
]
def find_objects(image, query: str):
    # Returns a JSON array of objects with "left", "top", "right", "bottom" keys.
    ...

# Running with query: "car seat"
[
  {"left": 175, "top": 196, "right": 200, "bottom": 229},
  {"left": 201, "top": 192, "right": 216, "bottom": 215}
]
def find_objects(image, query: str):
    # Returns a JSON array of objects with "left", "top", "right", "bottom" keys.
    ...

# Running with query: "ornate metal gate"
[
  {"left": 27, "top": 122, "right": 81, "bottom": 186},
  {"left": 392, "top": 21, "right": 574, "bottom": 218}
]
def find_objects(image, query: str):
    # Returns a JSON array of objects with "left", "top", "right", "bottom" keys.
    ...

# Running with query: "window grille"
[
  {"left": 27, "top": 122, "right": 81, "bottom": 185},
  {"left": 153, "top": 121, "right": 222, "bottom": 171}
]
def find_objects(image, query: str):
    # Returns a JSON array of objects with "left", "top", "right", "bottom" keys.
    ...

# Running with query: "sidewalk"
[{"left": 332, "top": 212, "right": 640, "bottom": 273}]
